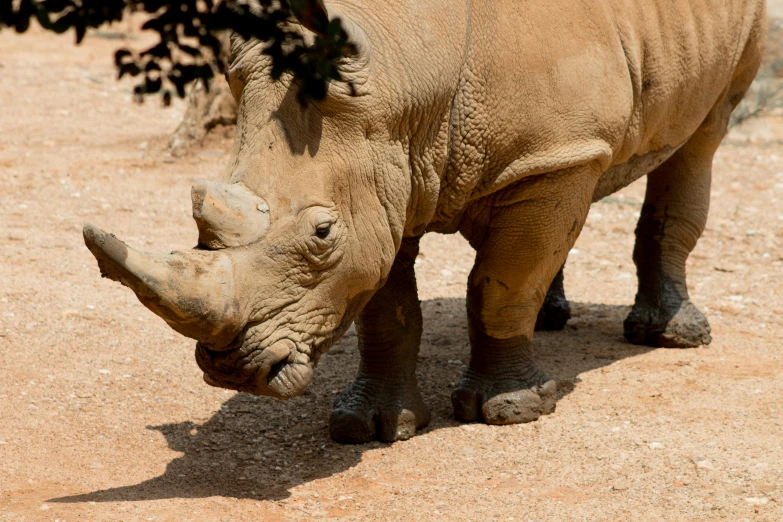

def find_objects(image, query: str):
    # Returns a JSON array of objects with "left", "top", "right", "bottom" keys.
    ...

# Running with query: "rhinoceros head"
[{"left": 84, "top": 2, "right": 434, "bottom": 398}]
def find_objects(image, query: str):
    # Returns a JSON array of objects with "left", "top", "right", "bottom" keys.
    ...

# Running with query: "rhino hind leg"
[
  {"left": 535, "top": 264, "right": 571, "bottom": 331},
  {"left": 330, "top": 237, "right": 430, "bottom": 443},
  {"left": 624, "top": 130, "right": 723, "bottom": 348},
  {"left": 625, "top": 20, "right": 764, "bottom": 348}
]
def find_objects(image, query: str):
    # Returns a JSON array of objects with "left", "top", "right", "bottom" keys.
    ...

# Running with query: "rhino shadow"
[{"left": 49, "top": 297, "right": 656, "bottom": 504}]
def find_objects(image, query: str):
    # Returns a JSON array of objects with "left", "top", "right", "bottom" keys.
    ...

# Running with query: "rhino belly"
[{"left": 591, "top": 143, "right": 685, "bottom": 203}]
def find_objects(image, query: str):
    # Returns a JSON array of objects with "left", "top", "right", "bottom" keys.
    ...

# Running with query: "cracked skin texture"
[{"left": 84, "top": 0, "right": 766, "bottom": 442}]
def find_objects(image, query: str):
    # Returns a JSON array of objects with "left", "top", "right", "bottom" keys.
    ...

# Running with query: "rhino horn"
[
  {"left": 191, "top": 180, "right": 270, "bottom": 250},
  {"left": 82, "top": 224, "right": 243, "bottom": 348}
]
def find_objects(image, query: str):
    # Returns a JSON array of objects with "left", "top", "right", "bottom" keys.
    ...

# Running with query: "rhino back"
[{"left": 427, "top": 0, "right": 765, "bottom": 230}]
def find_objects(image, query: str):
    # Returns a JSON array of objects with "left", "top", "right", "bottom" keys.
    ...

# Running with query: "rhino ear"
[{"left": 290, "top": 0, "right": 330, "bottom": 35}]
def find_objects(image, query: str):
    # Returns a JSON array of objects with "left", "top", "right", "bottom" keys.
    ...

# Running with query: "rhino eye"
[{"left": 315, "top": 223, "right": 332, "bottom": 239}]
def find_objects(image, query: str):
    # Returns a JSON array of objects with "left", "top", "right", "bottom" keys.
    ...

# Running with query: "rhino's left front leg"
[
  {"left": 330, "top": 237, "right": 430, "bottom": 443},
  {"left": 453, "top": 165, "right": 599, "bottom": 424},
  {"left": 535, "top": 263, "right": 571, "bottom": 331}
]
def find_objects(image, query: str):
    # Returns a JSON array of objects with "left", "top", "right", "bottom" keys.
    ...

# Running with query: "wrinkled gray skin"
[{"left": 85, "top": 0, "right": 766, "bottom": 442}]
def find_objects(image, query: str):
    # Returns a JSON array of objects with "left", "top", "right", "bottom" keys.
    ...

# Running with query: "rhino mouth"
[
  {"left": 193, "top": 303, "right": 359, "bottom": 399},
  {"left": 195, "top": 339, "right": 314, "bottom": 399}
]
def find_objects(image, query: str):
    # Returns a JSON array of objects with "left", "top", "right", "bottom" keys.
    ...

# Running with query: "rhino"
[{"left": 84, "top": 0, "right": 766, "bottom": 443}]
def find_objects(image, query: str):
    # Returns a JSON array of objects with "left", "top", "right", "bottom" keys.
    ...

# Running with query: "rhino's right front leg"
[
  {"left": 330, "top": 237, "right": 430, "bottom": 443},
  {"left": 453, "top": 165, "right": 599, "bottom": 424}
]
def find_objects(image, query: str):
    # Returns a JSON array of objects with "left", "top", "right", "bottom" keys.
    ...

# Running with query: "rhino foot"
[
  {"left": 451, "top": 368, "right": 556, "bottom": 425},
  {"left": 624, "top": 299, "right": 711, "bottom": 348},
  {"left": 329, "top": 377, "right": 430, "bottom": 444},
  {"left": 535, "top": 298, "right": 571, "bottom": 331}
]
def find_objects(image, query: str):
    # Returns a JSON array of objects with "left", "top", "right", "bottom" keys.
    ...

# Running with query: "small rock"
[
  {"left": 98, "top": 369, "right": 110, "bottom": 375},
  {"left": 745, "top": 497, "right": 769, "bottom": 505},
  {"left": 40, "top": 504, "right": 50, "bottom": 511},
  {"left": 198, "top": 149, "right": 223, "bottom": 158},
  {"left": 693, "top": 458, "right": 714, "bottom": 470},
  {"left": 649, "top": 442, "right": 664, "bottom": 449}
]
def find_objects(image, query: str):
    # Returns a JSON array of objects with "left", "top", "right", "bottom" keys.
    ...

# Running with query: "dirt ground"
[{"left": 1, "top": 21, "right": 782, "bottom": 522}]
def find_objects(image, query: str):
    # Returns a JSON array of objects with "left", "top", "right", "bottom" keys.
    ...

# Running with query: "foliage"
[{"left": 0, "top": 0, "right": 354, "bottom": 104}]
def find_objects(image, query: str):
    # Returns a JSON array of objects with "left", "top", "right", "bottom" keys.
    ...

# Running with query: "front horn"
[{"left": 83, "top": 224, "right": 243, "bottom": 348}]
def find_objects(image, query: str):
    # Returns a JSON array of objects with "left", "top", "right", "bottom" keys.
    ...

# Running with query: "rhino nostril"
[
  {"left": 196, "top": 342, "right": 224, "bottom": 360},
  {"left": 196, "top": 339, "right": 236, "bottom": 357},
  {"left": 266, "top": 359, "right": 287, "bottom": 385}
]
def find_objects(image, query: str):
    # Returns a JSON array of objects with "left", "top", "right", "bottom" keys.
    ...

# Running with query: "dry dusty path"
[{"left": 1, "top": 26, "right": 782, "bottom": 522}]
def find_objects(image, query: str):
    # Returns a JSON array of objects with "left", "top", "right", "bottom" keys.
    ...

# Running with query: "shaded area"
[{"left": 50, "top": 298, "right": 657, "bottom": 504}]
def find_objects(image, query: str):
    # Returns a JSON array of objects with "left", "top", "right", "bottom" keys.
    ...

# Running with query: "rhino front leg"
[
  {"left": 453, "top": 165, "right": 599, "bottom": 424},
  {"left": 330, "top": 237, "right": 430, "bottom": 443},
  {"left": 535, "top": 263, "right": 571, "bottom": 331},
  {"left": 624, "top": 134, "right": 717, "bottom": 348}
]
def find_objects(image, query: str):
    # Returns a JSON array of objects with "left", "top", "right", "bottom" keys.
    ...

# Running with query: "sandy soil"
[{"left": 1, "top": 24, "right": 782, "bottom": 522}]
